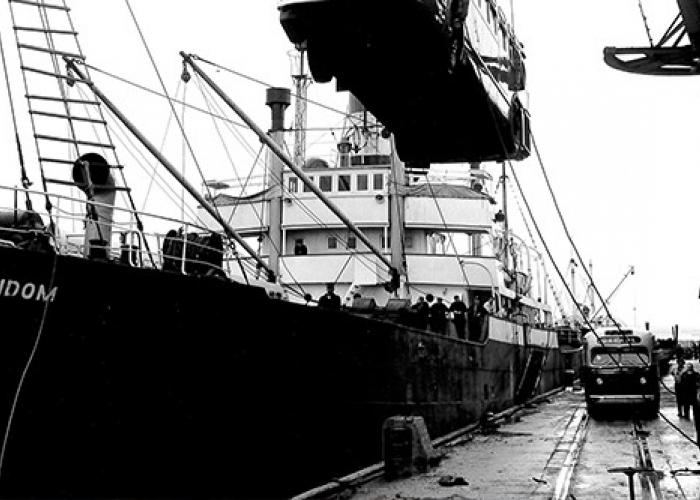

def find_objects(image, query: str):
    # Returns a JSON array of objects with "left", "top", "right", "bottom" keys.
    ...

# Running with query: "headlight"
[
  {"left": 596, "top": 377, "right": 604, "bottom": 385},
  {"left": 640, "top": 377, "right": 647, "bottom": 385}
]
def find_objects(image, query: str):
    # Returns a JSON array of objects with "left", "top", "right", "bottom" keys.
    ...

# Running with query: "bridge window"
[
  {"left": 373, "top": 173, "right": 384, "bottom": 190},
  {"left": 303, "top": 176, "right": 314, "bottom": 192},
  {"left": 338, "top": 175, "right": 351, "bottom": 192},
  {"left": 357, "top": 174, "right": 368, "bottom": 191},
  {"left": 328, "top": 236, "right": 337, "bottom": 249},
  {"left": 288, "top": 177, "right": 298, "bottom": 193},
  {"left": 347, "top": 236, "right": 357, "bottom": 249},
  {"left": 319, "top": 175, "right": 332, "bottom": 192}
]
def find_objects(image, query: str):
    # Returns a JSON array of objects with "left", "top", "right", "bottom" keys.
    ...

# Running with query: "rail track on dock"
[{"left": 324, "top": 375, "right": 700, "bottom": 499}]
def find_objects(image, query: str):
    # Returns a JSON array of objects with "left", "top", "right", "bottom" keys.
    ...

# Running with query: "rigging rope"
[
  {"left": 507, "top": 180, "right": 566, "bottom": 318},
  {"left": 637, "top": 0, "right": 655, "bottom": 46},
  {"left": 0, "top": 251, "right": 59, "bottom": 479},
  {"left": 657, "top": 409, "right": 699, "bottom": 447},
  {"left": 192, "top": 54, "right": 356, "bottom": 121},
  {"left": 193, "top": 73, "right": 261, "bottom": 180},
  {"left": 123, "top": 0, "right": 224, "bottom": 225},
  {"left": 141, "top": 78, "right": 181, "bottom": 212},
  {"left": 81, "top": 62, "right": 249, "bottom": 129},
  {"left": 103, "top": 107, "right": 207, "bottom": 226},
  {"left": 530, "top": 136, "right": 630, "bottom": 337}
]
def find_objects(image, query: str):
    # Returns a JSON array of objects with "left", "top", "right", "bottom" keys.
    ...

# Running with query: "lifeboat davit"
[{"left": 279, "top": 0, "right": 531, "bottom": 164}]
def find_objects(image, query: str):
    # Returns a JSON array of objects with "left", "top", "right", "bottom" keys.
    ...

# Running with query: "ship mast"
[
  {"left": 389, "top": 137, "right": 406, "bottom": 295},
  {"left": 289, "top": 46, "right": 311, "bottom": 167},
  {"left": 501, "top": 161, "right": 510, "bottom": 272}
]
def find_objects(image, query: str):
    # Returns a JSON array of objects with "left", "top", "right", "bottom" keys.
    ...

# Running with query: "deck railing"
[{"left": 0, "top": 185, "right": 245, "bottom": 278}]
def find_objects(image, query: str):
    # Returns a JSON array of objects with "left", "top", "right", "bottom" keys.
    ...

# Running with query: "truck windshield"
[{"left": 591, "top": 347, "right": 649, "bottom": 367}]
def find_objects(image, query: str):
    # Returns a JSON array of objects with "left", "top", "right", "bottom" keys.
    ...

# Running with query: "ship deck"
[{"left": 319, "top": 365, "right": 700, "bottom": 499}]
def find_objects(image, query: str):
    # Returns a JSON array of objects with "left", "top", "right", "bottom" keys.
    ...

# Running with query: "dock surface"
[{"left": 351, "top": 370, "right": 700, "bottom": 499}]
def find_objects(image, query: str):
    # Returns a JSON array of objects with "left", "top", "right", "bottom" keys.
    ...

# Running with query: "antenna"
[{"left": 288, "top": 45, "right": 311, "bottom": 167}]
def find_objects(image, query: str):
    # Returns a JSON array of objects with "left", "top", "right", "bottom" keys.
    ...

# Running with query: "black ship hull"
[{"left": 0, "top": 246, "right": 571, "bottom": 498}]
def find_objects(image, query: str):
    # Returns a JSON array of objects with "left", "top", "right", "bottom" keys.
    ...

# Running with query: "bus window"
[{"left": 591, "top": 348, "right": 649, "bottom": 367}]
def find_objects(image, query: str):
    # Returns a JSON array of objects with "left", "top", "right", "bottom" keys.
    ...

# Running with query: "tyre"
[{"left": 586, "top": 402, "right": 602, "bottom": 420}]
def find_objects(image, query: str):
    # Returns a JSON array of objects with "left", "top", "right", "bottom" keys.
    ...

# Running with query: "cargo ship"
[{"left": 0, "top": 1, "right": 580, "bottom": 497}]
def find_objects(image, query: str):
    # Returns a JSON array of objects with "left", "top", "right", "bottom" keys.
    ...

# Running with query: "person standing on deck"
[
  {"left": 412, "top": 296, "right": 430, "bottom": 329},
  {"left": 468, "top": 295, "right": 487, "bottom": 341},
  {"left": 671, "top": 359, "right": 687, "bottom": 417},
  {"left": 293, "top": 239, "right": 308, "bottom": 255},
  {"left": 425, "top": 294, "right": 435, "bottom": 327},
  {"left": 318, "top": 283, "right": 341, "bottom": 310},
  {"left": 429, "top": 297, "right": 448, "bottom": 334},
  {"left": 449, "top": 295, "right": 468, "bottom": 340}
]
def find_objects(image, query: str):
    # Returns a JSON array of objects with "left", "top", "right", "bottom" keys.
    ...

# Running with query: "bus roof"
[{"left": 583, "top": 329, "right": 654, "bottom": 346}]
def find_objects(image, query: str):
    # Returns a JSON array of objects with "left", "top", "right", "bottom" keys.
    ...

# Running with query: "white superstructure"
[{"left": 199, "top": 95, "right": 553, "bottom": 327}]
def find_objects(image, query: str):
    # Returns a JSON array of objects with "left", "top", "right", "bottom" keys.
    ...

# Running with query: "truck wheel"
[{"left": 586, "top": 403, "right": 602, "bottom": 420}]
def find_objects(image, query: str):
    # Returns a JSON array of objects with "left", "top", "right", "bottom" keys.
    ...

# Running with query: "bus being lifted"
[{"left": 582, "top": 329, "right": 659, "bottom": 419}]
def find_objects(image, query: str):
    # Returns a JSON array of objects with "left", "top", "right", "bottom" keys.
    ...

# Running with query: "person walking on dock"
[
  {"left": 680, "top": 363, "right": 699, "bottom": 419},
  {"left": 671, "top": 359, "right": 687, "bottom": 417}
]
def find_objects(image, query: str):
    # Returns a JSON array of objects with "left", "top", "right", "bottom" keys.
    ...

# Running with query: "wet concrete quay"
[{"left": 350, "top": 369, "right": 700, "bottom": 500}]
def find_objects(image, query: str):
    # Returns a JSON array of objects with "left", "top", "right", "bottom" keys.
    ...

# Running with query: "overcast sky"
[{"left": 0, "top": 1, "right": 698, "bottom": 336}]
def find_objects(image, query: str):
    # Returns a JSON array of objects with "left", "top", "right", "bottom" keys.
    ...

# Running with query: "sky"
[{"left": 0, "top": 1, "right": 698, "bottom": 336}]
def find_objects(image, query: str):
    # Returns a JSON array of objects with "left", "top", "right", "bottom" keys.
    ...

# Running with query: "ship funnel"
[
  {"left": 264, "top": 87, "right": 291, "bottom": 277},
  {"left": 72, "top": 153, "right": 116, "bottom": 259},
  {"left": 266, "top": 87, "right": 291, "bottom": 132}
]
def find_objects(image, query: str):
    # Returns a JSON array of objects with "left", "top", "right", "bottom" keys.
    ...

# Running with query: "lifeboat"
[{"left": 279, "top": 0, "right": 531, "bottom": 164}]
